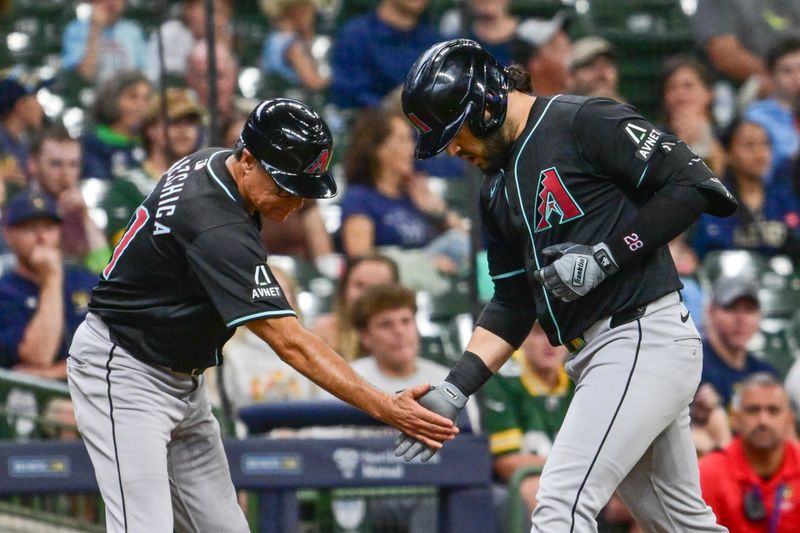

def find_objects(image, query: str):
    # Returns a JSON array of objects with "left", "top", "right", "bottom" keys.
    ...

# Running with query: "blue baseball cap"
[
  {"left": 0, "top": 68, "right": 49, "bottom": 115},
  {"left": 3, "top": 190, "right": 61, "bottom": 227}
]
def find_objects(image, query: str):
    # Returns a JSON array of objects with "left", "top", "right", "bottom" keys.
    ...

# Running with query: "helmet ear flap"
[{"left": 467, "top": 61, "right": 509, "bottom": 138}]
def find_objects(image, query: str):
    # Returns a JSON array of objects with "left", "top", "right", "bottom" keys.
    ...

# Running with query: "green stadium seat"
[
  {"left": 750, "top": 328, "right": 798, "bottom": 379},
  {"left": 697, "top": 250, "right": 770, "bottom": 287},
  {"left": 510, "top": 0, "right": 565, "bottom": 18}
]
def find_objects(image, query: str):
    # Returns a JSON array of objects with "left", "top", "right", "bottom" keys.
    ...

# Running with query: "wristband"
[{"left": 445, "top": 351, "right": 493, "bottom": 397}]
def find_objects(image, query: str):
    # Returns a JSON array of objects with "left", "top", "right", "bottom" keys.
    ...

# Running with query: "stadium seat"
[
  {"left": 510, "top": 0, "right": 565, "bottom": 18},
  {"left": 750, "top": 328, "right": 798, "bottom": 379},
  {"left": 697, "top": 250, "right": 770, "bottom": 287}
]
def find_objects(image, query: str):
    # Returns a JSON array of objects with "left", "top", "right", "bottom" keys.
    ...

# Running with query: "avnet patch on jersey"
[
  {"left": 252, "top": 264, "right": 283, "bottom": 301},
  {"left": 624, "top": 122, "right": 662, "bottom": 162}
]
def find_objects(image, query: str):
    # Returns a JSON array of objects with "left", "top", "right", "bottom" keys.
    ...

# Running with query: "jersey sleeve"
[
  {"left": 480, "top": 375, "right": 524, "bottom": 456},
  {"left": 475, "top": 188, "right": 537, "bottom": 348},
  {"left": 572, "top": 98, "right": 672, "bottom": 195},
  {"left": 186, "top": 223, "right": 296, "bottom": 328}
]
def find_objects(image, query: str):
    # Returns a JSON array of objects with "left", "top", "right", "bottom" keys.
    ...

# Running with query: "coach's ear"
[{"left": 240, "top": 148, "right": 258, "bottom": 172}]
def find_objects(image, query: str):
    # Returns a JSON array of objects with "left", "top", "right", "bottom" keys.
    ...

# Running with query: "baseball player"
[
  {"left": 394, "top": 40, "right": 738, "bottom": 532},
  {"left": 66, "top": 98, "right": 457, "bottom": 532}
]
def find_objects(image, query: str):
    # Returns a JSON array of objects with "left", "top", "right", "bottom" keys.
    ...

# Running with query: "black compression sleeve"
[
  {"left": 445, "top": 351, "right": 494, "bottom": 396},
  {"left": 606, "top": 191, "right": 706, "bottom": 266}
]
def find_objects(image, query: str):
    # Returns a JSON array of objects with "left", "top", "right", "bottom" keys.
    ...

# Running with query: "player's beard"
[{"left": 481, "top": 125, "right": 515, "bottom": 175}]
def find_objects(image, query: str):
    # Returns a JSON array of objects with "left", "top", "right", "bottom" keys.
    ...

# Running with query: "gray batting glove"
[
  {"left": 532, "top": 242, "right": 619, "bottom": 302},
  {"left": 394, "top": 381, "right": 468, "bottom": 462}
]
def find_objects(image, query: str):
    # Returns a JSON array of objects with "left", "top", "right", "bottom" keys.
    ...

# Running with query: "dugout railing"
[
  {"left": 0, "top": 435, "right": 493, "bottom": 533},
  {"left": 1, "top": 380, "right": 494, "bottom": 533}
]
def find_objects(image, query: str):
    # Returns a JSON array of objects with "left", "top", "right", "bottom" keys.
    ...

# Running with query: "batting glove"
[
  {"left": 533, "top": 242, "right": 619, "bottom": 302},
  {"left": 394, "top": 381, "right": 468, "bottom": 462}
]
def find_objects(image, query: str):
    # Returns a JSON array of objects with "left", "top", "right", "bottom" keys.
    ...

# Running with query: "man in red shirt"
[{"left": 700, "top": 372, "right": 800, "bottom": 532}]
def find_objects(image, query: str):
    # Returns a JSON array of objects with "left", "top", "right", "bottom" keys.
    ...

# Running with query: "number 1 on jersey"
[{"left": 103, "top": 206, "right": 150, "bottom": 279}]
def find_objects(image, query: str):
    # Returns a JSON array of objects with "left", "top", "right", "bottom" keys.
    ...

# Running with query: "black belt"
[
  {"left": 168, "top": 365, "right": 206, "bottom": 377},
  {"left": 565, "top": 303, "right": 649, "bottom": 354}
]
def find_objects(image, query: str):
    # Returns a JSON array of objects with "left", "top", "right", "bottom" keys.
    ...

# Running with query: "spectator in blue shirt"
[
  {"left": 0, "top": 190, "right": 98, "bottom": 380},
  {"left": 744, "top": 36, "right": 800, "bottom": 185},
  {"left": 81, "top": 71, "right": 151, "bottom": 180},
  {"left": 439, "top": 0, "right": 519, "bottom": 67},
  {"left": 261, "top": 0, "right": 329, "bottom": 92},
  {"left": 700, "top": 276, "right": 778, "bottom": 410},
  {"left": 62, "top": 0, "right": 147, "bottom": 83},
  {"left": 330, "top": 0, "right": 441, "bottom": 110},
  {"left": 694, "top": 119, "right": 800, "bottom": 260},
  {"left": 340, "top": 107, "right": 468, "bottom": 272}
]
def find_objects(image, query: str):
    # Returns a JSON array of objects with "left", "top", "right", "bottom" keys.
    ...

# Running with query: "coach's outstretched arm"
[
  {"left": 247, "top": 316, "right": 458, "bottom": 449},
  {"left": 395, "top": 233, "right": 538, "bottom": 462}
]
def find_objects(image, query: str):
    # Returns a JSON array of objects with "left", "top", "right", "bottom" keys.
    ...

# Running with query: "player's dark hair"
[
  {"left": 233, "top": 139, "right": 246, "bottom": 159},
  {"left": 92, "top": 70, "right": 151, "bottom": 126},
  {"left": 29, "top": 125, "right": 78, "bottom": 156},
  {"left": 350, "top": 283, "right": 417, "bottom": 331},
  {"left": 344, "top": 107, "right": 407, "bottom": 187},
  {"left": 766, "top": 36, "right": 800, "bottom": 72},
  {"left": 507, "top": 64, "right": 534, "bottom": 94}
]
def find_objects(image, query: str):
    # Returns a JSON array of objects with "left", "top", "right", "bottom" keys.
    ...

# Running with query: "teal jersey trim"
[
  {"left": 491, "top": 268, "right": 526, "bottom": 280},
  {"left": 226, "top": 309, "right": 297, "bottom": 328},
  {"left": 206, "top": 151, "right": 238, "bottom": 203},
  {"left": 513, "top": 95, "right": 564, "bottom": 344},
  {"left": 636, "top": 164, "right": 649, "bottom": 189}
]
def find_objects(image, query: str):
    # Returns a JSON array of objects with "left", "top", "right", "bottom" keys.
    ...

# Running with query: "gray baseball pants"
[
  {"left": 67, "top": 313, "right": 249, "bottom": 533},
  {"left": 531, "top": 292, "right": 727, "bottom": 533}
]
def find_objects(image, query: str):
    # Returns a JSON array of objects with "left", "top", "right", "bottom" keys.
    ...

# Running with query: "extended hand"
[
  {"left": 532, "top": 242, "right": 618, "bottom": 302},
  {"left": 394, "top": 381, "right": 468, "bottom": 462},
  {"left": 384, "top": 383, "right": 459, "bottom": 451}
]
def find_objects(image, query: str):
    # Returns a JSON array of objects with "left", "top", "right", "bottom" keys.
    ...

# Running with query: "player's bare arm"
[{"left": 246, "top": 315, "right": 458, "bottom": 448}]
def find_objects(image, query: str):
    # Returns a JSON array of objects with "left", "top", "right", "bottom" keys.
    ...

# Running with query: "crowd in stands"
[{"left": 2, "top": 0, "right": 800, "bottom": 531}]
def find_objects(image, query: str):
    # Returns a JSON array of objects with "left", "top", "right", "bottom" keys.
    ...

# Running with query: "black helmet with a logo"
[
  {"left": 240, "top": 98, "right": 337, "bottom": 199},
  {"left": 402, "top": 39, "right": 509, "bottom": 160}
]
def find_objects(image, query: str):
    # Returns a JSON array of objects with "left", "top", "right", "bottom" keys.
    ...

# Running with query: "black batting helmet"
[
  {"left": 240, "top": 98, "right": 337, "bottom": 199},
  {"left": 402, "top": 39, "right": 509, "bottom": 160}
]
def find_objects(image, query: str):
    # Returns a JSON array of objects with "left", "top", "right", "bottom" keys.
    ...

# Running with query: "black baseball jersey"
[
  {"left": 89, "top": 148, "right": 295, "bottom": 371},
  {"left": 480, "top": 95, "right": 683, "bottom": 346}
]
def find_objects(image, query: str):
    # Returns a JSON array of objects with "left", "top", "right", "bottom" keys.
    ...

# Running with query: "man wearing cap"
[
  {"left": 511, "top": 13, "right": 572, "bottom": 97},
  {"left": 568, "top": 35, "right": 625, "bottom": 102},
  {"left": 65, "top": 98, "right": 457, "bottom": 533},
  {"left": 0, "top": 72, "right": 45, "bottom": 197},
  {"left": 0, "top": 190, "right": 98, "bottom": 380},
  {"left": 102, "top": 88, "right": 205, "bottom": 246},
  {"left": 27, "top": 126, "right": 109, "bottom": 273},
  {"left": 700, "top": 276, "right": 778, "bottom": 410}
]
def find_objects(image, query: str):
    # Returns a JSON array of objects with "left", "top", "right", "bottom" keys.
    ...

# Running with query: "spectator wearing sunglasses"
[{"left": 699, "top": 373, "right": 800, "bottom": 532}]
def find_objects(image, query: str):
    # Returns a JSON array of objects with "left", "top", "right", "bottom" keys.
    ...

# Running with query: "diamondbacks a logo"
[
  {"left": 407, "top": 113, "right": 432, "bottom": 134},
  {"left": 304, "top": 149, "right": 331, "bottom": 174},
  {"left": 535, "top": 167, "right": 584, "bottom": 232}
]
